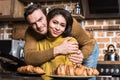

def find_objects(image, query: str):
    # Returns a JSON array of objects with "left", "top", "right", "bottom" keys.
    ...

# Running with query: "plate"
[
  {"left": 17, "top": 72, "right": 45, "bottom": 76},
  {"left": 47, "top": 75, "right": 94, "bottom": 79}
]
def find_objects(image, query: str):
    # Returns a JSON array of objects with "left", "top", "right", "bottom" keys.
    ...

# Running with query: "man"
[{"left": 24, "top": 3, "right": 98, "bottom": 71}]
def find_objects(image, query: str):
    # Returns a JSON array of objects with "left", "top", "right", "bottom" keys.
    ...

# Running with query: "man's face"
[{"left": 27, "top": 9, "right": 47, "bottom": 35}]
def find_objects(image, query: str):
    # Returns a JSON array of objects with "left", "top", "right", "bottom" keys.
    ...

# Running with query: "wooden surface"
[
  {"left": 72, "top": 14, "right": 85, "bottom": 20},
  {"left": 0, "top": 0, "right": 24, "bottom": 21},
  {"left": 19, "top": 0, "right": 78, "bottom": 3},
  {"left": 0, "top": 73, "right": 44, "bottom": 80},
  {"left": 98, "top": 61, "right": 120, "bottom": 64},
  {"left": 0, "top": 0, "right": 13, "bottom": 17}
]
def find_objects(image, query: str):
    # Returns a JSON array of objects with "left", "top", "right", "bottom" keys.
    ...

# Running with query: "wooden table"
[
  {"left": 1, "top": 72, "right": 120, "bottom": 80},
  {"left": 0, "top": 72, "right": 43, "bottom": 80}
]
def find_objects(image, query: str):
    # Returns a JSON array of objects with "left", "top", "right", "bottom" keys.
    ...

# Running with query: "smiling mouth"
[{"left": 53, "top": 31, "right": 61, "bottom": 35}]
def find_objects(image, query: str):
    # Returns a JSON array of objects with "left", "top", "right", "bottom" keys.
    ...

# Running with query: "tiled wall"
[
  {"left": 0, "top": 19, "right": 120, "bottom": 61},
  {"left": 82, "top": 19, "right": 120, "bottom": 61}
]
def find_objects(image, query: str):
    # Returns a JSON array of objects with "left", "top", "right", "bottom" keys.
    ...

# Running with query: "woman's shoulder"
[{"left": 65, "top": 37, "right": 78, "bottom": 42}]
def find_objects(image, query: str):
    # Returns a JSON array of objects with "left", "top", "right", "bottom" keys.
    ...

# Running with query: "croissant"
[
  {"left": 17, "top": 65, "right": 45, "bottom": 74},
  {"left": 56, "top": 64, "right": 66, "bottom": 76},
  {"left": 26, "top": 65, "right": 34, "bottom": 73},
  {"left": 33, "top": 67, "right": 45, "bottom": 74},
  {"left": 66, "top": 65, "right": 75, "bottom": 76},
  {"left": 86, "top": 68, "right": 93, "bottom": 76},
  {"left": 55, "top": 64, "right": 99, "bottom": 76},
  {"left": 92, "top": 68, "right": 99, "bottom": 76},
  {"left": 74, "top": 66, "right": 85, "bottom": 76}
]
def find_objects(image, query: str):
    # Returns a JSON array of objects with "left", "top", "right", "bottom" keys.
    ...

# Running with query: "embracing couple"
[{"left": 24, "top": 3, "right": 99, "bottom": 80}]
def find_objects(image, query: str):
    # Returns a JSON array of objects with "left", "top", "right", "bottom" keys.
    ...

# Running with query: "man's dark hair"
[
  {"left": 47, "top": 8, "right": 73, "bottom": 37},
  {"left": 24, "top": 3, "right": 46, "bottom": 22}
]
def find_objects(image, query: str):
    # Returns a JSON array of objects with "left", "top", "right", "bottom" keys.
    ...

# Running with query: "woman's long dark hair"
[{"left": 47, "top": 8, "right": 73, "bottom": 37}]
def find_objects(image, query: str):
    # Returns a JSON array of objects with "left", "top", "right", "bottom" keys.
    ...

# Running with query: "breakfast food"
[
  {"left": 33, "top": 67, "right": 45, "bottom": 74},
  {"left": 55, "top": 64, "right": 99, "bottom": 76},
  {"left": 74, "top": 64, "right": 86, "bottom": 76},
  {"left": 56, "top": 64, "right": 75, "bottom": 76},
  {"left": 67, "top": 65, "right": 75, "bottom": 76},
  {"left": 17, "top": 65, "right": 45, "bottom": 74},
  {"left": 56, "top": 64, "right": 67, "bottom": 76}
]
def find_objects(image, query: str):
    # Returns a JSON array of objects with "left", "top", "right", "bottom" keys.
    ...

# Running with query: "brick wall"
[{"left": 82, "top": 19, "right": 120, "bottom": 61}]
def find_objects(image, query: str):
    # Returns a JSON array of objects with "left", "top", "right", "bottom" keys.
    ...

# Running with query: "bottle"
[{"left": 73, "top": 2, "right": 81, "bottom": 15}]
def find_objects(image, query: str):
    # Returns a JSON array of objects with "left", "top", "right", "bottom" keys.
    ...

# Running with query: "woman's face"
[{"left": 48, "top": 14, "right": 66, "bottom": 38}]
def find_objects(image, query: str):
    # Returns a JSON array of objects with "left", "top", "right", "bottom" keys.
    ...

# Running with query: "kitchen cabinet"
[
  {"left": 81, "top": 0, "right": 120, "bottom": 19},
  {"left": 19, "top": 0, "right": 78, "bottom": 3},
  {"left": 0, "top": 0, "right": 24, "bottom": 21},
  {"left": 0, "top": 0, "right": 13, "bottom": 19},
  {"left": 0, "top": 0, "right": 83, "bottom": 21},
  {"left": 19, "top": 0, "right": 84, "bottom": 20}
]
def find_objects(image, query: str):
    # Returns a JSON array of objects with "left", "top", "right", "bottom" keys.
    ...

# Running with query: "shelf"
[
  {"left": 19, "top": 0, "right": 78, "bottom": 3},
  {"left": 0, "top": 0, "right": 24, "bottom": 21},
  {"left": 72, "top": 14, "right": 85, "bottom": 20},
  {"left": 98, "top": 61, "right": 120, "bottom": 64}
]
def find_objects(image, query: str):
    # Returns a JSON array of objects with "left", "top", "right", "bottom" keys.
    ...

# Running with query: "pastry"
[
  {"left": 56, "top": 64, "right": 66, "bottom": 76},
  {"left": 33, "top": 67, "right": 44, "bottom": 74},
  {"left": 17, "top": 65, "right": 45, "bottom": 74},
  {"left": 55, "top": 64, "right": 99, "bottom": 76},
  {"left": 66, "top": 65, "right": 75, "bottom": 76}
]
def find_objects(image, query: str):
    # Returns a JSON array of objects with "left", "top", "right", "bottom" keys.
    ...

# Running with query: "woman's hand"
[{"left": 69, "top": 50, "right": 84, "bottom": 64}]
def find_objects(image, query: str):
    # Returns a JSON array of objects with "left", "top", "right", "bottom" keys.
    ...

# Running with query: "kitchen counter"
[
  {"left": 0, "top": 72, "right": 44, "bottom": 80},
  {"left": 98, "top": 61, "right": 120, "bottom": 64},
  {"left": 1, "top": 72, "right": 120, "bottom": 80}
]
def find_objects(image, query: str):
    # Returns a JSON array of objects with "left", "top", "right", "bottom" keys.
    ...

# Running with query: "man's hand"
[
  {"left": 69, "top": 50, "right": 84, "bottom": 64},
  {"left": 54, "top": 37, "right": 79, "bottom": 56}
]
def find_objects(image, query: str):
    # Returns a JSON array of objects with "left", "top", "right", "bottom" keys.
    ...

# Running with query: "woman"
[{"left": 37, "top": 8, "right": 80, "bottom": 80}]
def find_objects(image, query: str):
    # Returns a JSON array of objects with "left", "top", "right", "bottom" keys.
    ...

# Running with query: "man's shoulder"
[{"left": 26, "top": 27, "right": 45, "bottom": 40}]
